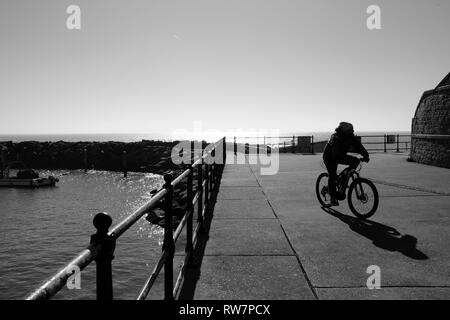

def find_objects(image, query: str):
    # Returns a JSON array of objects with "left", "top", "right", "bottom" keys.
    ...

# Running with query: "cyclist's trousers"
[{"left": 324, "top": 155, "right": 360, "bottom": 199}]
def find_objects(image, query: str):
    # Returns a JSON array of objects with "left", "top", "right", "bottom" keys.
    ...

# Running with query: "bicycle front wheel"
[
  {"left": 348, "top": 178, "right": 379, "bottom": 219},
  {"left": 316, "top": 172, "right": 331, "bottom": 207}
]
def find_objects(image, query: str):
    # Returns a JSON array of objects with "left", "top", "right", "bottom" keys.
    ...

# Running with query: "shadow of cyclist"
[{"left": 321, "top": 207, "right": 428, "bottom": 260}]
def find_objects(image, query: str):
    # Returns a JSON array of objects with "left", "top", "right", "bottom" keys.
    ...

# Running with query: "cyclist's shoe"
[
  {"left": 324, "top": 198, "right": 339, "bottom": 208},
  {"left": 330, "top": 198, "right": 339, "bottom": 206}
]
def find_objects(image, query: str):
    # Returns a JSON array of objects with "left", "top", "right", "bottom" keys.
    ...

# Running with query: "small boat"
[{"left": 0, "top": 161, "right": 59, "bottom": 188}]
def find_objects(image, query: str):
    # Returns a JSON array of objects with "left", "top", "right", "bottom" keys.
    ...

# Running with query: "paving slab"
[
  {"left": 187, "top": 256, "right": 315, "bottom": 300},
  {"left": 205, "top": 219, "right": 293, "bottom": 256},
  {"left": 213, "top": 200, "right": 275, "bottom": 220},
  {"left": 220, "top": 178, "right": 260, "bottom": 187},
  {"left": 217, "top": 186, "right": 266, "bottom": 200},
  {"left": 316, "top": 287, "right": 450, "bottom": 300}
]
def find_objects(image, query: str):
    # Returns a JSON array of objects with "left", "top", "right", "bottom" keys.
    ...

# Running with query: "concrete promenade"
[{"left": 180, "top": 152, "right": 450, "bottom": 300}]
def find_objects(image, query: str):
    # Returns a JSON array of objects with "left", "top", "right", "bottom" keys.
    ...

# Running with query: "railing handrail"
[{"left": 26, "top": 137, "right": 226, "bottom": 300}]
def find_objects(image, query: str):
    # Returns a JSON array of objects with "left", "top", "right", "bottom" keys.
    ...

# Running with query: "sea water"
[{"left": 0, "top": 169, "right": 166, "bottom": 299}]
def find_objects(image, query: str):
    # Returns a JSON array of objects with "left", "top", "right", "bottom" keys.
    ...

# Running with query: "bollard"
[
  {"left": 162, "top": 173, "right": 174, "bottom": 300},
  {"left": 122, "top": 151, "right": 128, "bottom": 177},
  {"left": 91, "top": 212, "right": 115, "bottom": 300}
]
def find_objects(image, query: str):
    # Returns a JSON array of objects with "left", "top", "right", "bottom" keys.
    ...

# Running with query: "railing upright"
[
  {"left": 91, "top": 212, "right": 115, "bottom": 300},
  {"left": 223, "top": 137, "right": 227, "bottom": 165},
  {"left": 162, "top": 173, "right": 174, "bottom": 300},
  {"left": 185, "top": 142, "right": 194, "bottom": 266},
  {"left": 197, "top": 160, "right": 204, "bottom": 232},
  {"left": 204, "top": 164, "right": 209, "bottom": 215},
  {"left": 384, "top": 134, "right": 387, "bottom": 153},
  {"left": 396, "top": 134, "right": 400, "bottom": 152}
]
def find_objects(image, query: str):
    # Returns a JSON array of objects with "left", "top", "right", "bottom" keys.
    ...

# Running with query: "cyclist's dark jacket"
[{"left": 323, "top": 128, "right": 369, "bottom": 163}]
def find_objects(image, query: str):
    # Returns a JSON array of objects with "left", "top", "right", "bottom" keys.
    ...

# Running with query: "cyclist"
[{"left": 323, "top": 122, "right": 370, "bottom": 207}]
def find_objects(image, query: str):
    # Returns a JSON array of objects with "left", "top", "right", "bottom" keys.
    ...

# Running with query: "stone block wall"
[{"left": 411, "top": 82, "right": 450, "bottom": 168}]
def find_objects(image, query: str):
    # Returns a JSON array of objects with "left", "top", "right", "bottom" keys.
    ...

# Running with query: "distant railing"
[
  {"left": 359, "top": 134, "right": 411, "bottom": 153},
  {"left": 26, "top": 137, "right": 226, "bottom": 300},
  {"left": 228, "top": 134, "right": 411, "bottom": 154}
]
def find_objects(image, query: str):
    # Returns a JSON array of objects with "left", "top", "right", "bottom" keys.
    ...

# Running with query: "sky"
[{"left": 0, "top": 0, "right": 449, "bottom": 137}]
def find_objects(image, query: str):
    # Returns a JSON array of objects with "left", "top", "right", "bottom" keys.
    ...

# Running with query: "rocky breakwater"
[{"left": 0, "top": 139, "right": 190, "bottom": 173}]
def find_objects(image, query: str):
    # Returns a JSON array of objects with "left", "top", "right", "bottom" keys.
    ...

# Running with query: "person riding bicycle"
[{"left": 323, "top": 122, "right": 370, "bottom": 207}]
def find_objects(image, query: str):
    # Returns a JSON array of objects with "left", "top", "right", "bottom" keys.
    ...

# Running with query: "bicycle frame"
[
  {"left": 346, "top": 166, "right": 366, "bottom": 200},
  {"left": 337, "top": 162, "right": 363, "bottom": 196}
]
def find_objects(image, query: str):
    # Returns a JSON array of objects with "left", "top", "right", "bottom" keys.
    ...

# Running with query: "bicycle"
[{"left": 315, "top": 158, "right": 379, "bottom": 219}]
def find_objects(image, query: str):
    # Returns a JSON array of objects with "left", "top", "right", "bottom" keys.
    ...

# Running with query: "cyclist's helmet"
[{"left": 337, "top": 122, "right": 354, "bottom": 137}]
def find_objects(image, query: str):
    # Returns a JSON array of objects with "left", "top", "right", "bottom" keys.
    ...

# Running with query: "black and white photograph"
[{"left": 0, "top": 0, "right": 449, "bottom": 312}]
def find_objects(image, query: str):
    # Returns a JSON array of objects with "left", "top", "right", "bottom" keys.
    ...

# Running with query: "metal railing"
[
  {"left": 359, "top": 134, "right": 411, "bottom": 153},
  {"left": 26, "top": 137, "right": 226, "bottom": 300},
  {"left": 228, "top": 134, "right": 412, "bottom": 154}
]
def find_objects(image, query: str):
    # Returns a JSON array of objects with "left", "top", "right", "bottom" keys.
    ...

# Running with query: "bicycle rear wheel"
[
  {"left": 315, "top": 172, "right": 331, "bottom": 207},
  {"left": 348, "top": 178, "right": 379, "bottom": 219}
]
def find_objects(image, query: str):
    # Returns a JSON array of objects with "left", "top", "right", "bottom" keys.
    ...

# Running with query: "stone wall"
[{"left": 411, "top": 77, "right": 450, "bottom": 168}]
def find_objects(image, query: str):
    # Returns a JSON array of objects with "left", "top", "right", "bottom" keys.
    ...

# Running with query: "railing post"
[
  {"left": 292, "top": 136, "right": 295, "bottom": 153},
  {"left": 211, "top": 148, "right": 215, "bottom": 191},
  {"left": 234, "top": 136, "right": 237, "bottom": 156},
  {"left": 311, "top": 135, "right": 314, "bottom": 155},
  {"left": 162, "top": 173, "right": 174, "bottom": 300},
  {"left": 91, "top": 212, "right": 115, "bottom": 300},
  {"left": 122, "top": 150, "right": 128, "bottom": 177},
  {"left": 186, "top": 144, "right": 194, "bottom": 266},
  {"left": 197, "top": 161, "right": 204, "bottom": 232},
  {"left": 384, "top": 134, "right": 387, "bottom": 153},
  {"left": 204, "top": 164, "right": 209, "bottom": 212},
  {"left": 223, "top": 137, "right": 227, "bottom": 165},
  {"left": 396, "top": 134, "right": 400, "bottom": 152}
]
